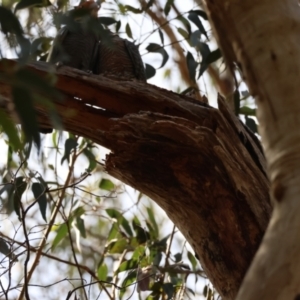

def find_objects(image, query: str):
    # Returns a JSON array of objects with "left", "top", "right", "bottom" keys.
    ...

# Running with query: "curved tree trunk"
[
  {"left": 202, "top": 0, "right": 300, "bottom": 299},
  {"left": 0, "top": 60, "right": 271, "bottom": 299}
]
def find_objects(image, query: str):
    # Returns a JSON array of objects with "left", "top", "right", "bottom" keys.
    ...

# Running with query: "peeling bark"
[{"left": 0, "top": 59, "right": 271, "bottom": 299}]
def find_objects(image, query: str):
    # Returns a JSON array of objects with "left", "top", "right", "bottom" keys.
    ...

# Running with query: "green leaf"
[
  {"left": 188, "top": 11, "right": 208, "bottom": 39},
  {"left": 106, "top": 208, "right": 133, "bottom": 236},
  {"left": 98, "top": 17, "right": 117, "bottom": 26},
  {"left": 146, "top": 43, "right": 169, "bottom": 68},
  {"left": 108, "top": 238, "right": 127, "bottom": 254},
  {"left": 124, "top": 5, "right": 142, "bottom": 14},
  {"left": 61, "top": 138, "right": 78, "bottom": 164},
  {"left": 0, "top": 238, "right": 17, "bottom": 261},
  {"left": 97, "top": 263, "right": 108, "bottom": 281},
  {"left": 117, "top": 259, "right": 138, "bottom": 272},
  {"left": 158, "top": 29, "right": 164, "bottom": 45},
  {"left": 15, "top": 0, "right": 51, "bottom": 11},
  {"left": 147, "top": 207, "right": 159, "bottom": 238},
  {"left": 163, "top": 283, "right": 174, "bottom": 299},
  {"left": 31, "top": 37, "right": 52, "bottom": 58},
  {"left": 204, "top": 48, "right": 222, "bottom": 65},
  {"left": 72, "top": 206, "right": 85, "bottom": 218},
  {"left": 133, "top": 223, "right": 150, "bottom": 244},
  {"left": 0, "top": 6, "right": 23, "bottom": 35},
  {"left": 52, "top": 223, "right": 68, "bottom": 249},
  {"left": 241, "top": 90, "right": 250, "bottom": 98},
  {"left": 187, "top": 251, "right": 197, "bottom": 271},
  {"left": 83, "top": 148, "right": 96, "bottom": 171},
  {"left": 164, "top": 0, "right": 174, "bottom": 16},
  {"left": 189, "top": 9, "right": 208, "bottom": 20},
  {"left": 99, "top": 178, "right": 114, "bottom": 191},
  {"left": 31, "top": 182, "right": 47, "bottom": 222},
  {"left": 115, "top": 20, "right": 121, "bottom": 32},
  {"left": 120, "top": 271, "right": 137, "bottom": 298},
  {"left": 176, "top": 15, "right": 191, "bottom": 35},
  {"left": 125, "top": 23, "right": 133, "bottom": 39},
  {"left": 177, "top": 27, "right": 189, "bottom": 40},
  {"left": 12, "top": 87, "right": 40, "bottom": 149},
  {"left": 186, "top": 51, "right": 198, "bottom": 82},
  {"left": 145, "top": 63, "right": 156, "bottom": 80},
  {"left": 0, "top": 109, "right": 22, "bottom": 151},
  {"left": 76, "top": 217, "right": 86, "bottom": 238},
  {"left": 239, "top": 106, "right": 256, "bottom": 116},
  {"left": 245, "top": 116, "right": 258, "bottom": 133},
  {"left": 132, "top": 245, "right": 146, "bottom": 261},
  {"left": 14, "top": 67, "right": 61, "bottom": 100},
  {"left": 174, "top": 252, "right": 182, "bottom": 262},
  {"left": 13, "top": 176, "right": 27, "bottom": 219},
  {"left": 107, "top": 223, "right": 119, "bottom": 241},
  {"left": 234, "top": 89, "right": 240, "bottom": 115}
]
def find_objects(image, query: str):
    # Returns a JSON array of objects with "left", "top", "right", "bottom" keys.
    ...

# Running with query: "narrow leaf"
[
  {"left": 234, "top": 89, "right": 240, "bottom": 115},
  {"left": 106, "top": 208, "right": 133, "bottom": 236},
  {"left": 0, "top": 109, "right": 22, "bottom": 151},
  {"left": 12, "top": 87, "right": 40, "bottom": 149},
  {"left": 245, "top": 116, "right": 258, "bottom": 133},
  {"left": 97, "top": 263, "right": 108, "bottom": 281},
  {"left": 98, "top": 17, "right": 116, "bottom": 26},
  {"left": 204, "top": 48, "right": 222, "bottom": 65},
  {"left": 146, "top": 43, "right": 169, "bottom": 68},
  {"left": 15, "top": 0, "right": 51, "bottom": 11},
  {"left": 177, "top": 27, "right": 189, "bottom": 40},
  {"left": 0, "top": 6, "right": 23, "bottom": 35},
  {"left": 187, "top": 251, "right": 197, "bottom": 271},
  {"left": 52, "top": 223, "right": 68, "bottom": 249},
  {"left": 240, "top": 106, "right": 256, "bottom": 116},
  {"left": 125, "top": 23, "right": 133, "bottom": 39},
  {"left": 186, "top": 51, "right": 198, "bottom": 82},
  {"left": 124, "top": 5, "right": 142, "bottom": 14},
  {"left": 61, "top": 138, "right": 78, "bottom": 164},
  {"left": 188, "top": 11, "right": 208, "bottom": 39},
  {"left": 189, "top": 9, "right": 208, "bottom": 20},
  {"left": 145, "top": 63, "right": 156, "bottom": 80},
  {"left": 158, "top": 29, "right": 164, "bottom": 45},
  {"left": 164, "top": 0, "right": 174, "bottom": 16},
  {"left": 13, "top": 177, "right": 27, "bottom": 219},
  {"left": 83, "top": 148, "right": 96, "bottom": 171},
  {"left": 76, "top": 217, "right": 86, "bottom": 238},
  {"left": 99, "top": 178, "right": 114, "bottom": 191},
  {"left": 32, "top": 182, "right": 47, "bottom": 222}
]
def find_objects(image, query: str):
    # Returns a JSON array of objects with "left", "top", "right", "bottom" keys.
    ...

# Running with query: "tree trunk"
[
  {"left": 0, "top": 60, "right": 271, "bottom": 299},
  {"left": 203, "top": 0, "right": 300, "bottom": 298}
]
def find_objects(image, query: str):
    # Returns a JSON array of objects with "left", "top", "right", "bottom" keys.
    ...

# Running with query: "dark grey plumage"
[
  {"left": 42, "top": 1, "right": 99, "bottom": 134},
  {"left": 93, "top": 32, "right": 146, "bottom": 81},
  {"left": 47, "top": 24, "right": 98, "bottom": 71},
  {"left": 47, "top": 0, "right": 99, "bottom": 70}
]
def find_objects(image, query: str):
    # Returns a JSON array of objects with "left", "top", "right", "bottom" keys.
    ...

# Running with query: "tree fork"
[{"left": 0, "top": 59, "right": 271, "bottom": 299}]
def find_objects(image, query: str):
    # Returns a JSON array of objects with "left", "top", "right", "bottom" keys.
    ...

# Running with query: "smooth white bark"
[{"left": 202, "top": 0, "right": 300, "bottom": 298}]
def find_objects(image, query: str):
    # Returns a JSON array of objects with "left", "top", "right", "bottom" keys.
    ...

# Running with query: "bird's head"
[{"left": 75, "top": 0, "right": 100, "bottom": 18}]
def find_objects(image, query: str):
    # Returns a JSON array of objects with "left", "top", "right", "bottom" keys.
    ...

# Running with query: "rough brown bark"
[{"left": 0, "top": 59, "right": 271, "bottom": 299}]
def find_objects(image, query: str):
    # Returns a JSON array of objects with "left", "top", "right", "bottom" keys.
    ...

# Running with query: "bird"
[
  {"left": 93, "top": 30, "right": 147, "bottom": 82},
  {"left": 47, "top": 0, "right": 100, "bottom": 70},
  {"left": 42, "top": 0, "right": 100, "bottom": 133},
  {"left": 43, "top": 1, "right": 146, "bottom": 133}
]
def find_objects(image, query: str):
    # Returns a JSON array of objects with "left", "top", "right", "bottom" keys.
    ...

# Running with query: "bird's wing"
[
  {"left": 47, "top": 26, "right": 70, "bottom": 63},
  {"left": 124, "top": 40, "right": 147, "bottom": 81}
]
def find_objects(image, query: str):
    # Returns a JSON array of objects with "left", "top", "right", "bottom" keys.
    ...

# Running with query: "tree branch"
[{"left": 0, "top": 59, "right": 271, "bottom": 299}]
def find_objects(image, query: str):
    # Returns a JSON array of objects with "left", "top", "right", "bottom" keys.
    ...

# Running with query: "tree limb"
[{"left": 0, "top": 59, "right": 271, "bottom": 299}]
